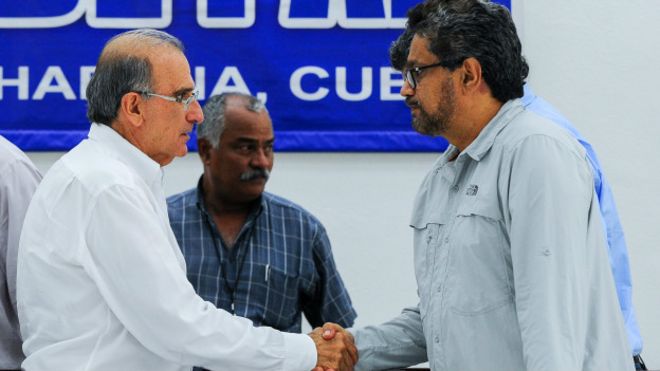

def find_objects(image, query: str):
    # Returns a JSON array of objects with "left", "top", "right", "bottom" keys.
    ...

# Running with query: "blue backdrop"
[{"left": 0, "top": 0, "right": 510, "bottom": 152}]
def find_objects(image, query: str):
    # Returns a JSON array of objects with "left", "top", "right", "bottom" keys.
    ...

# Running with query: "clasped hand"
[{"left": 308, "top": 322, "right": 358, "bottom": 371}]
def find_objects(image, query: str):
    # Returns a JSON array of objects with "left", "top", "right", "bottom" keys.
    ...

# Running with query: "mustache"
[
  {"left": 240, "top": 168, "right": 271, "bottom": 182},
  {"left": 405, "top": 98, "right": 419, "bottom": 109}
]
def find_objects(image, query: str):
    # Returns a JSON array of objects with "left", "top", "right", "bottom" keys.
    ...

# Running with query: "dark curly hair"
[{"left": 390, "top": 0, "right": 528, "bottom": 103}]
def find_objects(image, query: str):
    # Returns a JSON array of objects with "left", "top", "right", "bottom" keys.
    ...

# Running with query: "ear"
[
  {"left": 118, "top": 92, "right": 145, "bottom": 128},
  {"left": 197, "top": 138, "right": 213, "bottom": 164},
  {"left": 458, "top": 57, "right": 483, "bottom": 94}
]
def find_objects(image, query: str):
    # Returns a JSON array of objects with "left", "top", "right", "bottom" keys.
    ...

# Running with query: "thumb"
[{"left": 322, "top": 327, "right": 337, "bottom": 340}]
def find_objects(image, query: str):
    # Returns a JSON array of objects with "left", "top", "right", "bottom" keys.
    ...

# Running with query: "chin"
[
  {"left": 157, "top": 157, "right": 175, "bottom": 167},
  {"left": 247, "top": 184, "right": 266, "bottom": 195},
  {"left": 248, "top": 184, "right": 266, "bottom": 194},
  {"left": 176, "top": 146, "right": 189, "bottom": 158}
]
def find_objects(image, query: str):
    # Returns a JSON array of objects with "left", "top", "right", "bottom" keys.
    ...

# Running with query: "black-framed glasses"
[
  {"left": 402, "top": 62, "right": 450, "bottom": 90},
  {"left": 137, "top": 90, "right": 199, "bottom": 111}
]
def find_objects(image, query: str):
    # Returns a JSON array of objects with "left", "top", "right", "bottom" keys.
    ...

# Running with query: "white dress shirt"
[
  {"left": 0, "top": 135, "right": 41, "bottom": 369},
  {"left": 17, "top": 124, "right": 316, "bottom": 371}
]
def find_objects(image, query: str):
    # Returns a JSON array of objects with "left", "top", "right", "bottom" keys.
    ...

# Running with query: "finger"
[
  {"left": 334, "top": 331, "right": 356, "bottom": 364},
  {"left": 344, "top": 333, "right": 358, "bottom": 365},
  {"left": 346, "top": 341, "right": 358, "bottom": 365},
  {"left": 322, "top": 322, "right": 342, "bottom": 332},
  {"left": 339, "top": 348, "right": 353, "bottom": 371}
]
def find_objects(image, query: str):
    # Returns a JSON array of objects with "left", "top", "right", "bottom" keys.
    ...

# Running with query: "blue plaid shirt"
[{"left": 167, "top": 181, "right": 356, "bottom": 333}]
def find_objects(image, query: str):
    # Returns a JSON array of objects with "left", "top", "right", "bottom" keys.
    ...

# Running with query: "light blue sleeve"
[
  {"left": 351, "top": 305, "right": 428, "bottom": 371},
  {"left": 597, "top": 172, "right": 641, "bottom": 354},
  {"left": 522, "top": 85, "right": 642, "bottom": 355},
  {"left": 505, "top": 132, "right": 632, "bottom": 370}
]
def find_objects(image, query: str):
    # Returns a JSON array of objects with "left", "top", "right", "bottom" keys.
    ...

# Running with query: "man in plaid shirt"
[{"left": 167, "top": 93, "right": 356, "bottom": 338}]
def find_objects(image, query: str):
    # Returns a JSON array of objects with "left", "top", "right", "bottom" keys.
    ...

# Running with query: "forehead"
[
  {"left": 222, "top": 104, "right": 273, "bottom": 139},
  {"left": 148, "top": 46, "right": 194, "bottom": 92},
  {"left": 407, "top": 34, "right": 436, "bottom": 66}
]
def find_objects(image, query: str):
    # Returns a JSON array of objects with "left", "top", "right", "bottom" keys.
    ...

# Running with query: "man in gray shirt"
[
  {"left": 0, "top": 135, "right": 41, "bottom": 370},
  {"left": 323, "top": 0, "right": 632, "bottom": 370}
]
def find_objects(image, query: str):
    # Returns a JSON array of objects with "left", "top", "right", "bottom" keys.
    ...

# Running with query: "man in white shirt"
[
  {"left": 17, "top": 29, "right": 356, "bottom": 371},
  {"left": 0, "top": 135, "right": 41, "bottom": 371}
]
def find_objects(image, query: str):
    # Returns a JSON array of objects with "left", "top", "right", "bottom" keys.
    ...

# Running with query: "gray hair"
[
  {"left": 86, "top": 29, "right": 185, "bottom": 126},
  {"left": 197, "top": 93, "right": 267, "bottom": 148}
]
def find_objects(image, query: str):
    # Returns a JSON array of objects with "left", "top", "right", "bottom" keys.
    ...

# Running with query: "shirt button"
[
  {"left": 436, "top": 287, "right": 442, "bottom": 293},
  {"left": 434, "top": 336, "right": 440, "bottom": 343},
  {"left": 444, "top": 237, "right": 449, "bottom": 243},
  {"left": 451, "top": 185, "right": 459, "bottom": 192}
]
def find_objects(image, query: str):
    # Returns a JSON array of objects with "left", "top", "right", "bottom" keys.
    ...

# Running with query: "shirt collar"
[
  {"left": 87, "top": 123, "right": 163, "bottom": 188},
  {"left": 440, "top": 98, "right": 524, "bottom": 164},
  {"left": 520, "top": 84, "right": 536, "bottom": 106}
]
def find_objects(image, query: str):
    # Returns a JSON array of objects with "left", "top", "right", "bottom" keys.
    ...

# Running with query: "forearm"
[{"left": 352, "top": 306, "right": 427, "bottom": 371}]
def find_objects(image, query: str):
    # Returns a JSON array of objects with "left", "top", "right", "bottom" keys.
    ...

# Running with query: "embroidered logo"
[{"left": 466, "top": 184, "right": 479, "bottom": 196}]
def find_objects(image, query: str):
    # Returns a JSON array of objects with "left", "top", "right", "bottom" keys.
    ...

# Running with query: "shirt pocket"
[
  {"left": 258, "top": 264, "right": 301, "bottom": 330},
  {"left": 446, "top": 200, "right": 512, "bottom": 316}
]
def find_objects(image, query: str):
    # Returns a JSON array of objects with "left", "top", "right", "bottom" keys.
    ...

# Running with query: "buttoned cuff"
[{"left": 281, "top": 332, "right": 317, "bottom": 371}]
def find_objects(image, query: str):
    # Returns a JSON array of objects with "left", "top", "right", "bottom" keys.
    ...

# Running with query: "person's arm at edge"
[
  {"left": 4, "top": 158, "right": 41, "bottom": 314},
  {"left": 591, "top": 164, "right": 641, "bottom": 356}
]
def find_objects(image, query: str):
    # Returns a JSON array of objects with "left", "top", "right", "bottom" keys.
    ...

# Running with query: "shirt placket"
[
  {"left": 227, "top": 218, "right": 257, "bottom": 315},
  {"left": 430, "top": 157, "right": 468, "bottom": 371}
]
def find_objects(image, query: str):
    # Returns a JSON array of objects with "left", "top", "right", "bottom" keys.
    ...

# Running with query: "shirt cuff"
[{"left": 281, "top": 332, "right": 317, "bottom": 371}]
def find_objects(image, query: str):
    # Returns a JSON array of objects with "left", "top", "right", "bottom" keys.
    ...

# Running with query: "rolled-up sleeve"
[{"left": 505, "top": 134, "right": 624, "bottom": 370}]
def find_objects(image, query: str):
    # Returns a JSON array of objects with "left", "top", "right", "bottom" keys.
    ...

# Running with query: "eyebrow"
[
  {"left": 172, "top": 87, "right": 195, "bottom": 96},
  {"left": 234, "top": 137, "right": 275, "bottom": 143}
]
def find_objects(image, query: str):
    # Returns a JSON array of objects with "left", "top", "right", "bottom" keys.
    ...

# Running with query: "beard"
[{"left": 410, "top": 76, "right": 456, "bottom": 136}]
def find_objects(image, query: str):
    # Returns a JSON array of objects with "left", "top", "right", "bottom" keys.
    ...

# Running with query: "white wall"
[{"left": 26, "top": 0, "right": 660, "bottom": 365}]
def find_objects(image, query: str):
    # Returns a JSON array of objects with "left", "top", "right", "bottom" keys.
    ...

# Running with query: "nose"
[
  {"left": 186, "top": 99, "right": 204, "bottom": 124},
  {"left": 250, "top": 148, "right": 271, "bottom": 169},
  {"left": 400, "top": 79, "right": 414, "bottom": 97}
]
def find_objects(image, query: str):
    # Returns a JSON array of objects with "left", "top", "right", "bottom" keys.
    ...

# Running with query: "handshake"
[{"left": 308, "top": 323, "right": 358, "bottom": 371}]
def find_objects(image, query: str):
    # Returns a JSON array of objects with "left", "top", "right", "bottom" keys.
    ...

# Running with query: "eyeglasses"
[
  {"left": 402, "top": 62, "right": 450, "bottom": 90},
  {"left": 138, "top": 90, "right": 199, "bottom": 111}
]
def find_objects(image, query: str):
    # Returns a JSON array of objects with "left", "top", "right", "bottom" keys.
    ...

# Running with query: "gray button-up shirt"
[
  {"left": 0, "top": 135, "right": 41, "bottom": 369},
  {"left": 353, "top": 100, "right": 632, "bottom": 371}
]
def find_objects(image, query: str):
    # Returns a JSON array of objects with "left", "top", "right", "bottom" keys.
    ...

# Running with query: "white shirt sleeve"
[{"left": 83, "top": 183, "right": 317, "bottom": 371}]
